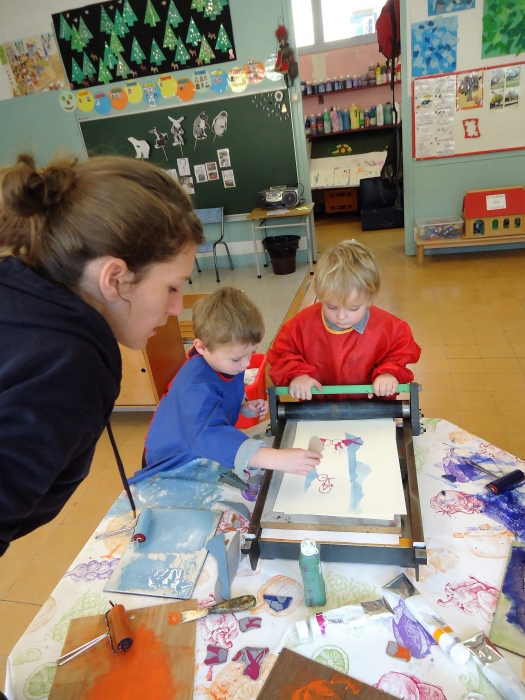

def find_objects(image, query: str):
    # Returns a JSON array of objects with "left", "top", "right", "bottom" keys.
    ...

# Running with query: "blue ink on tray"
[
  {"left": 502, "top": 544, "right": 525, "bottom": 633},
  {"left": 346, "top": 433, "right": 370, "bottom": 514}
]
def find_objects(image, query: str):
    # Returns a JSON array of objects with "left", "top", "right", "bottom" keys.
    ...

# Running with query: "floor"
[{"left": 3, "top": 216, "right": 525, "bottom": 688}]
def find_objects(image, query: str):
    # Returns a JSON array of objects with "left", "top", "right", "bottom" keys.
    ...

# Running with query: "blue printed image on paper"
[
  {"left": 428, "top": 0, "right": 475, "bottom": 14},
  {"left": 412, "top": 17, "right": 458, "bottom": 77}
]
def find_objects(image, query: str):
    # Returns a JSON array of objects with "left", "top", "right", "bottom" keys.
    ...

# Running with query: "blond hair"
[
  {"left": 0, "top": 154, "right": 204, "bottom": 288},
  {"left": 313, "top": 239, "right": 380, "bottom": 305},
  {"left": 192, "top": 287, "right": 264, "bottom": 351}
]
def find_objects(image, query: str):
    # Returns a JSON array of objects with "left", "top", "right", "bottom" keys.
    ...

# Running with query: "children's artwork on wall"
[
  {"left": 482, "top": 0, "right": 525, "bottom": 58},
  {"left": 210, "top": 68, "right": 228, "bottom": 93},
  {"left": 456, "top": 71, "right": 483, "bottom": 110},
  {"left": 159, "top": 73, "right": 178, "bottom": 98},
  {"left": 177, "top": 76, "right": 196, "bottom": 101},
  {"left": 150, "top": 126, "right": 169, "bottom": 159},
  {"left": 273, "top": 419, "right": 406, "bottom": 519},
  {"left": 143, "top": 80, "right": 160, "bottom": 106},
  {"left": 59, "top": 89, "right": 77, "bottom": 112},
  {"left": 490, "top": 66, "right": 520, "bottom": 109},
  {"left": 0, "top": 33, "right": 67, "bottom": 97},
  {"left": 253, "top": 91, "right": 290, "bottom": 120},
  {"left": 428, "top": 0, "right": 475, "bottom": 14},
  {"left": 462, "top": 118, "right": 481, "bottom": 138},
  {"left": 180, "top": 175, "right": 195, "bottom": 194},
  {"left": 169, "top": 115, "right": 185, "bottom": 155},
  {"left": 194, "top": 163, "right": 208, "bottom": 183},
  {"left": 244, "top": 58, "right": 265, "bottom": 85},
  {"left": 411, "top": 17, "right": 458, "bottom": 77},
  {"left": 206, "top": 162, "right": 219, "bottom": 180},
  {"left": 489, "top": 542, "right": 525, "bottom": 655},
  {"left": 217, "top": 148, "right": 231, "bottom": 167},
  {"left": 77, "top": 89, "right": 94, "bottom": 112},
  {"left": 125, "top": 80, "right": 143, "bottom": 103},
  {"left": 52, "top": 0, "right": 236, "bottom": 90},
  {"left": 222, "top": 169, "right": 236, "bottom": 188},
  {"left": 177, "top": 157, "right": 191, "bottom": 176},
  {"left": 193, "top": 111, "right": 210, "bottom": 148},
  {"left": 228, "top": 67, "right": 248, "bottom": 93},
  {"left": 128, "top": 136, "right": 150, "bottom": 159},
  {"left": 211, "top": 110, "right": 228, "bottom": 140},
  {"left": 109, "top": 85, "right": 128, "bottom": 109},
  {"left": 94, "top": 91, "right": 111, "bottom": 114},
  {"left": 194, "top": 68, "right": 211, "bottom": 92}
]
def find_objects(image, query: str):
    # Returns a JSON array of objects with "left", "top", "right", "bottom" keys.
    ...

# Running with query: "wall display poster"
[
  {"left": 411, "top": 16, "right": 458, "bottom": 77},
  {"left": 52, "top": 0, "right": 236, "bottom": 90},
  {"left": 456, "top": 71, "right": 483, "bottom": 110},
  {"left": 217, "top": 148, "right": 230, "bottom": 167},
  {"left": 414, "top": 75, "right": 456, "bottom": 158},
  {"left": 490, "top": 66, "right": 520, "bottom": 110},
  {"left": 222, "top": 168, "right": 236, "bottom": 188},
  {"left": 428, "top": 0, "right": 475, "bottom": 14},
  {"left": 482, "top": 0, "right": 525, "bottom": 59},
  {"left": 206, "top": 162, "right": 219, "bottom": 180},
  {"left": 180, "top": 175, "right": 195, "bottom": 194},
  {"left": 194, "top": 163, "right": 208, "bottom": 183},
  {"left": 177, "top": 156, "right": 191, "bottom": 176},
  {"left": 0, "top": 33, "right": 67, "bottom": 97}
]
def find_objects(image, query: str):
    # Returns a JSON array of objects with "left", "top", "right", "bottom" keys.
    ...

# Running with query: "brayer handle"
[
  {"left": 273, "top": 384, "right": 411, "bottom": 396},
  {"left": 487, "top": 469, "right": 525, "bottom": 494},
  {"left": 209, "top": 595, "right": 256, "bottom": 614}
]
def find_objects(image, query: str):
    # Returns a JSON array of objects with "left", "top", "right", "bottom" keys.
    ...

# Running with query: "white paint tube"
[
  {"left": 383, "top": 573, "right": 470, "bottom": 664},
  {"left": 463, "top": 631, "right": 525, "bottom": 700},
  {"left": 296, "top": 598, "right": 393, "bottom": 640}
]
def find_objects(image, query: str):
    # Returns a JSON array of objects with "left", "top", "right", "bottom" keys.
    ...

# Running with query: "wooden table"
[{"left": 246, "top": 203, "right": 316, "bottom": 278}]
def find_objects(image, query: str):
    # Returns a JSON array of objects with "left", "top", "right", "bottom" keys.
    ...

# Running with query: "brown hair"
[
  {"left": 0, "top": 153, "right": 204, "bottom": 287},
  {"left": 313, "top": 239, "right": 380, "bottom": 304},
  {"left": 192, "top": 287, "right": 264, "bottom": 351}
]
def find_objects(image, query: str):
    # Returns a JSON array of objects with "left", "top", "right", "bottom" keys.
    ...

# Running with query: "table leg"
[
  {"left": 262, "top": 220, "right": 268, "bottom": 267},
  {"left": 309, "top": 211, "right": 317, "bottom": 263},
  {"left": 305, "top": 216, "right": 314, "bottom": 275},
  {"left": 251, "top": 221, "right": 261, "bottom": 278}
]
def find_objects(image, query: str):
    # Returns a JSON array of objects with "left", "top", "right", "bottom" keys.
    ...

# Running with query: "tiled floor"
[{"left": 3, "top": 216, "right": 525, "bottom": 688}]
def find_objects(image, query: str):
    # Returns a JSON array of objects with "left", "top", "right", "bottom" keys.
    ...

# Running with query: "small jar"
[
  {"left": 345, "top": 74, "right": 352, "bottom": 89},
  {"left": 306, "top": 81, "right": 313, "bottom": 95},
  {"left": 300, "top": 81, "right": 307, "bottom": 96},
  {"left": 325, "top": 78, "right": 333, "bottom": 92},
  {"left": 317, "top": 81, "right": 326, "bottom": 94}
]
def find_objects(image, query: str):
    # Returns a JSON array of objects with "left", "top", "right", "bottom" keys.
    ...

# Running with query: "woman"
[{"left": 0, "top": 154, "right": 204, "bottom": 556}]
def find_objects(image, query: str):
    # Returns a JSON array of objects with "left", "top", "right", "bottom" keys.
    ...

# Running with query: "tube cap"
[{"left": 450, "top": 642, "right": 470, "bottom": 664}]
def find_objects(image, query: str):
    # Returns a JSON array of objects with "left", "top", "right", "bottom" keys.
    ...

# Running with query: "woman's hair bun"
[{"left": 1, "top": 153, "right": 77, "bottom": 218}]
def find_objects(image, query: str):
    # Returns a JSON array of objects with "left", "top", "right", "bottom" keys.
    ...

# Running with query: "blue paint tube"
[
  {"left": 463, "top": 631, "right": 525, "bottom": 700},
  {"left": 299, "top": 538, "right": 326, "bottom": 607}
]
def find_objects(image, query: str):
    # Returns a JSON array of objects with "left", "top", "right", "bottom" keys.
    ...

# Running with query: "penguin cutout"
[
  {"left": 94, "top": 92, "right": 111, "bottom": 115},
  {"left": 211, "top": 111, "right": 228, "bottom": 142},
  {"left": 149, "top": 127, "right": 169, "bottom": 160},
  {"left": 193, "top": 111, "right": 209, "bottom": 150}
]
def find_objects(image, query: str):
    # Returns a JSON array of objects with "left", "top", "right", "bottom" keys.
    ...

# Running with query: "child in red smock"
[{"left": 268, "top": 240, "right": 420, "bottom": 400}]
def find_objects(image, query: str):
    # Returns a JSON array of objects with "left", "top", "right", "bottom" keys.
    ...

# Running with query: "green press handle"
[
  {"left": 209, "top": 595, "right": 256, "bottom": 614},
  {"left": 273, "top": 384, "right": 411, "bottom": 395}
]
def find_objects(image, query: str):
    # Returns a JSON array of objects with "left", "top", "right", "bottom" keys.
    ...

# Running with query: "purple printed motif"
[
  {"left": 232, "top": 647, "right": 269, "bottom": 680},
  {"left": 241, "top": 469, "right": 264, "bottom": 502},
  {"left": 441, "top": 447, "right": 492, "bottom": 483},
  {"left": 438, "top": 576, "right": 498, "bottom": 622},
  {"left": 391, "top": 600, "right": 436, "bottom": 659},
  {"left": 238, "top": 616, "right": 262, "bottom": 632},
  {"left": 375, "top": 671, "right": 446, "bottom": 700},
  {"left": 263, "top": 594, "right": 293, "bottom": 612},
  {"left": 501, "top": 544, "right": 525, "bottom": 635},
  {"left": 64, "top": 558, "right": 119, "bottom": 583},
  {"left": 204, "top": 645, "right": 228, "bottom": 665}
]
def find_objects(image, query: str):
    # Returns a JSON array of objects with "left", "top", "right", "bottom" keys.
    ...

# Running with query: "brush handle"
[{"left": 209, "top": 595, "right": 256, "bottom": 614}]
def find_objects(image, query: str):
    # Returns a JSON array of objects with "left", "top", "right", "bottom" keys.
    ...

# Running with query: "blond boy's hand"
[
  {"left": 289, "top": 375, "right": 323, "bottom": 400},
  {"left": 248, "top": 447, "right": 322, "bottom": 476},
  {"left": 240, "top": 399, "right": 268, "bottom": 418},
  {"left": 369, "top": 373, "right": 398, "bottom": 398}
]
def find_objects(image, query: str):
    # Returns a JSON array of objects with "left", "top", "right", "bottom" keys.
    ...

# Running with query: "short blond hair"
[
  {"left": 192, "top": 287, "right": 264, "bottom": 351},
  {"left": 313, "top": 239, "right": 380, "bottom": 305}
]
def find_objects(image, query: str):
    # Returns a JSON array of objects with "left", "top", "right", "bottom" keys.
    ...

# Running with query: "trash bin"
[{"left": 262, "top": 235, "right": 301, "bottom": 275}]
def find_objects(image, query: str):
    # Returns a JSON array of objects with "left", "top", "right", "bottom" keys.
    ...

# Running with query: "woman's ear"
[{"left": 97, "top": 258, "right": 134, "bottom": 302}]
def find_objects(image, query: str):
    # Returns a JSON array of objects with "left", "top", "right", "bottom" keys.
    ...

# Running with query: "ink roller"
[
  {"left": 95, "top": 507, "right": 153, "bottom": 543},
  {"left": 56, "top": 602, "right": 133, "bottom": 666},
  {"left": 464, "top": 460, "right": 525, "bottom": 494}
]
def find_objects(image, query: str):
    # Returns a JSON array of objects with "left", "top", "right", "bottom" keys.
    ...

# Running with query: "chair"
[
  {"left": 177, "top": 292, "right": 210, "bottom": 343},
  {"left": 191, "top": 207, "right": 233, "bottom": 283}
]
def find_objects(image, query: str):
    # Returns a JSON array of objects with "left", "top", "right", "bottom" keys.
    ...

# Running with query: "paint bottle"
[
  {"left": 364, "top": 111, "right": 370, "bottom": 128},
  {"left": 350, "top": 103, "right": 359, "bottom": 129},
  {"left": 345, "top": 74, "right": 353, "bottom": 89},
  {"left": 394, "top": 102, "right": 401, "bottom": 123},
  {"left": 370, "top": 105, "right": 377, "bottom": 127},
  {"left": 337, "top": 106, "right": 343, "bottom": 128},
  {"left": 299, "top": 538, "right": 326, "bottom": 607},
  {"left": 384, "top": 102, "right": 393, "bottom": 125},
  {"left": 377, "top": 103, "right": 384, "bottom": 126},
  {"left": 395, "top": 58, "right": 401, "bottom": 82},
  {"left": 375, "top": 63, "right": 381, "bottom": 84},
  {"left": 342, "top": 108, "right": 350, "bottom": 131},
  {"left": 323, "top": 107, "right": 331, "bottom": 134},
  {"left": 381, "top": 63, "right": 387, "bottom": 84},
  {"left": 304, "top": 115, "right": 311, "bottom": 137},
  {"left": 316, "top": 113, "right": 323, "bottom": 134},
  {"left": 310, "top": 114, "right": 317, "bottom": 136},
  {"left": 325, "top": 78, "right": 333, "bottom": 92},
  {"left": 317, "top": 80, "right": 326, "bottom": 94},
  {"left": 359, "top": 110, "right": 365, "bottom": 128},
  {"left": 306, "top": 81, "right": 313, "bottom": 95}
]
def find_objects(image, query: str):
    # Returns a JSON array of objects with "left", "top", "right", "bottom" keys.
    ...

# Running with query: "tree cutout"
[
  {"left": 103, "top": 42, "right": 118, "bottom": 69},
  {"left": 113, "top": 9, "right": 130, "bottom": 36},
  {"left": 163, "top": 23, "right": 178, "bottom": 50},
  {"left": 82, "top": 51, "right": 96, "bottom": 77},
  {"left": 199, "top": 35, "right": 215, "bottom": 64},
  {"left": 186, "top": 17, "right": 202, "bottom": 46},
  {"left": 215, "top": 24, "right": 231, "bottom": 52},
  {"left": 144, "top": 0, "right": 160, "bottom": 27},
  {"left": 203, "top": 0, "right": 222, "bottom": 20},
  {"left": 122, "top": 0, "right": 138, "bottom": 26},
  {"left": 167, "top": 0, "right": 183, "bottom": 26},
  {"left": 150, "top": 38, "right": 166, "bottom": 65},
  {"left": 59, "top": 14, "right": 72, "bottom": 41},
  {"left": 78, "top": 17, "right": 93, "bottom": 45},
  {"left": 98, "top": 61, "right": 112, "bottom": 84},
  {"left": 115, "top": 53, "right": 131, "bottom": 79},
  {"left": 100, "top": 6, "right": 114, "bottom": 34},
  {"left": 71, "top": 26, "right": 85, "bottom": 52},
  {"left": 174, "top": 38, "right": 190, "bottom": 64},
  {"left": 110, "top": 31, "right": 124, "bottom": 55},
  {"left": 219, "top": 0, "right": 229, "bottom": 6},
  {"left": 71, "top": 57, "right": 85, "bottom": 84},
  {"left": 130, "top": 37, "right": 146, "bottom": 64},
  {"left": 191, "top": 0, "right": 207, "bottom": 9}
]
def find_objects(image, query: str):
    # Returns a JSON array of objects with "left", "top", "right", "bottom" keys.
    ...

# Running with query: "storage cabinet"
[{"left": 324, "top": 187, "right": 359, "bottom": 213}]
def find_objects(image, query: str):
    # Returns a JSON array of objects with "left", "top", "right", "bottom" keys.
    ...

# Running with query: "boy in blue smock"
[{"left": 134, "top": 287, "right": 321, "bottom": 484}]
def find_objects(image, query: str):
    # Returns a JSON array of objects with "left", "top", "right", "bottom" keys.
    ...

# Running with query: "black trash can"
[{"left": 262, "top": 235, "right": 301, "bottom": 275}]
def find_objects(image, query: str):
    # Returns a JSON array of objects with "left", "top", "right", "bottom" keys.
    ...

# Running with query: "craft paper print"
[
  {"left": 411, "top": 17, "right": 458, "bottom": 77},
  {"left": 177, "top": 157, "right": 191, "bottom": 176},
  {"left": 206, "top": 162, "right": 219, "bottom": 180},
  {"left": 128, "top": 137, "right": 150, "bottom": 159},
  {"left": 456, "top": 71, "right": 483, "bottom": 110},
  {"left": 222, "top": 169, "right": 236, "bottom": 188},
  {"left": 168, "top": 115, "right": 185, "bottom": 154},
  {"left": 180, "top": 175, "right": 195, "bottom": 194},
  {"left": 482, "top": 0, "right": 525, "bottom": 58},
  {"left": 504, "top": 86, "right": 519, "bottom": 107},
  {"left": 463, "top": 118, "right": 481, "bottom": 138},
  {"left": 0, "top": 33, "right": 66, "bottom": 97},
  {"left": 217, "top": 148, "right": 231, "bottom": 168},
  {"left": 428, "top": 0, "right": 474, "bottom": 13},
  {"left": 194, "top": 164, "right": 208, "bottom": 183}
]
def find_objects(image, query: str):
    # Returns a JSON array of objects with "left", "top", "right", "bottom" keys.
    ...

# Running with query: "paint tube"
[
  {"left": 383, "top": 573, "right": 470, "bottom": 664},
  {"left": 463, "top": 631, "right": 525, "bottom": 700},
  {"left": 296, "top": 598, "right": 393, "bottom": 640}
]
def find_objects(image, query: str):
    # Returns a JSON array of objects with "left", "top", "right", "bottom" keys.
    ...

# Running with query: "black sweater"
[{"left": 0, "top": 257, "right": 121, "bottom": 555}]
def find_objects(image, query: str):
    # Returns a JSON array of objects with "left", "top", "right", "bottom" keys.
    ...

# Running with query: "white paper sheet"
[{"left": 273, "top": 419, "right": 406, "bottom": 519}]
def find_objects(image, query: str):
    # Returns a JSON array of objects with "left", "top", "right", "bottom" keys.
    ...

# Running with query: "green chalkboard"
[{"left": 80, "top": 91, "right": 298, "bottom": 215}]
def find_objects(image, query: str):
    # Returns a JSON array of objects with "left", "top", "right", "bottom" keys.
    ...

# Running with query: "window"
[
  {"left": 503, "top": 218, "right": 510, "bottom": 229},
  {"left": 515, "top": 217, "right": 521, "bottom": 228},
  {"left": 492, "top": 219, "right": 499, "bottom": 230},
  {"left": 473, "top": 219, "right": 484, "bottom": 235}
]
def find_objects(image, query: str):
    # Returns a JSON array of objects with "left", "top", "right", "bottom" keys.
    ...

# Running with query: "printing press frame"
[{"left": 241, "top": 383, "right": 428, "bottom": 581}]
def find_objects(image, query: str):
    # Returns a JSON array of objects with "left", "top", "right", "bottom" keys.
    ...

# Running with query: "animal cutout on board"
[
  {"left": 212, "top": 110, "right": 228, "bottom": 141},
  {"left": 168, "top": 115, "right": 185, "bottom": 155},
  {"left": 128, "top": 137, "right": 150, "bottom": 160},
  {"left": 149, "top": 127, "right": 169, "bottom": 160},
  {"left": 193, "top": 111, "right": 209, "bottom": 149}
]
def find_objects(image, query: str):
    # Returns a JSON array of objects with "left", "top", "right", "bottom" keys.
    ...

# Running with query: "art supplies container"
[
  {"left": 299, "top": 539, "right": 326, "bottom": 607},
  {"left": 345, "top": 74, "right": 352, "bottom": 89},
  {"left": 323, "top": 107, "right": 331, "bottom": 133},
  {"left": 305, "top": 82, "right": 313, "bottom": 95},
  {"left": 350, "top": 104, "right": 359, "bottom": 129},
  {"left": 416, "top": 216, "right": 464, "bottom": 240},
  {"left": 342, "top": 109, "right": 350, "bottom": 131},
  {"left": 235, "top": 353, "right": 268, "bottom": 428},
  {"left": 359, "top": 110, "right": 365, "bottom": 128},
  {"left": 384, "top": 102, "right": 393, "bottom": 125},
  {"left": 325, "top": 79, "right": 333, "bottom": 92},
  {"left": 304, "top": 116, "right": 311, "bottom": 137},
  {"left": 377, "top": 103, "right": 384, "bottom": 126},
  {"left": 317, "top": 81, "right": 326, "bottom": 94}
]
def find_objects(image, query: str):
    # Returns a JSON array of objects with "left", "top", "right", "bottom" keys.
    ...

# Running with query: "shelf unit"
[
  {"left": 309, "top": 124, "right": 396, "bottom": 140},
  {"left": 415, "top": 233, "right": 525, "bottom": 265},
  {"left": 303, "top": 80, "right": 401, "bottom": 105}
]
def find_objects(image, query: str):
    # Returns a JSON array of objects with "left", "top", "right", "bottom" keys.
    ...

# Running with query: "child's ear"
[{"left": 194, "top": 338, "right": 207, "bottom": 355}]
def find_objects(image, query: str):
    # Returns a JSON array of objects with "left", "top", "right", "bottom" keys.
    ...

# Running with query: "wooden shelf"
[
  {"left": 303, "top": 80, "right": 401, "bottom": 104},
  {"left": 308, "top": 124, "right": 397, "bottom": 140},
  {"left": 415, "top": 233, "right": 525, "bottom": 265}
]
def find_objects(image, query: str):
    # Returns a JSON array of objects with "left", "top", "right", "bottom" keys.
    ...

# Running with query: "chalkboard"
[{"left": 80, "top": 90, "right": 298, "bottom": 214}]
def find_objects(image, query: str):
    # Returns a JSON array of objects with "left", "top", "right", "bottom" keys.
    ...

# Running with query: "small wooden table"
[{"left": 246, "top": 203, "right": 316, "bottom": 277}]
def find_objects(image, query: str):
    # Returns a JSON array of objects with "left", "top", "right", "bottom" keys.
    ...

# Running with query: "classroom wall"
[
  {"left": 0, "top": 0, "right": 312, "bottom": 268},
  {"left": 401, "top": 0, "right": 525, "bottom": 256}
]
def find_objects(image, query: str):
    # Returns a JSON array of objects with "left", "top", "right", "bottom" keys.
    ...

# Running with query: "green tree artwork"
[
  {"left": 103, "top": 42, "right": 118, "bottom": 69},
  {"left": 191, "top": 0, "right": 207, "bottom": 10},
  {"left": 174, "top": 38, "right": 190, "bottom": 64},
  {"left": 98, "top": 60, "right": 112, "bottom": 84},
  {"left": 110, "top": 31, "right": 125, "bottom": 55},
  {"left": 198, "top": 35, "right": 215, "bottom": 64},
  {"left": 150, "top": 38, "right": 166, "bottom": 65},
  {"left": 186, "top": 17, "right": 202, "bottom": 46},
  {"left": 167, "top": 0, "right": 183, "bottom": 27},
  {"left": 122, "top": 0, "right": 138, "bottom": 26},
  {"left": 78, "top": 17, "right": 93, "bottom": 44},
  {"left": 59, "top": 14, "right": 72, "bottom": 41},
  {"left": 82, "top": 51, "right": 96, "bottom": 77},
  {"left": 113, "top": 9, "right": 130, "bottom": 37},
  {"left": 144, "top": 0, "right": 161, "bottom": 27},
  {"left": 203, "top": 0, "right": 222, "bottom": 20},
  {"left": 130, "top": 36, "right": 146, "bottom": 63},
  {"left": 71, "top": 57, "right": 85, "bottom": 84},
  {"left": 163, "top": 23, "right": 178, "bottom": 50},
  {"left": 70, "top": 25, "right": 86, "bottom": 52},
  {"left": 215, "top": 24, "right": 231, "bottom": 52},
  {"left": 115, "top": 53, "right": 131, "bottom": 79},
  {"left": 482, "top": 0, "right": 525, "bottom": 58},
  {"left": 100, "top": 6, "right": 114, "bottom": 35}
]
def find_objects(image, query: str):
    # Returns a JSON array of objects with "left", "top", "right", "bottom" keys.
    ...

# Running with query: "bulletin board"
[
  {"left": 80, "top": 89, "right": 298, "bottom": 214},
  {"left": 412, "top": 59, "right": 525, "bottom": 160}
]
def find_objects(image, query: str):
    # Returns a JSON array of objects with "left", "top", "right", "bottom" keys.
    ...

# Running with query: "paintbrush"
[{"left": 169, "top": 595, "right": 256, "bottom": 625}]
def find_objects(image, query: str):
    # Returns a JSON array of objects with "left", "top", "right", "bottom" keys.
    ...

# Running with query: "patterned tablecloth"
[{"left": 6, "top": 418, "right": 525, "bottom": 700}]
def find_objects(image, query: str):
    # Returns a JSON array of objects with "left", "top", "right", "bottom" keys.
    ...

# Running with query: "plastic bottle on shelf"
[
  {"left": 359, "top": 110, "right": 365, "bottom": 128},
  {"left": 394, "top": 101, "right": 401, "bottom": 123},
  {"left": 386, "top": 61, "right": 392, "bottom": 84},
  {"left": 305, "top": 115, "right": 311, "bottom": 137},
  {"left": 316, "top": 113, "right": 323, "bottom": 134},
  {"left": 381, "top": 63, "right": 387, "bottom": 84},
  {"left": 375, "top": 63, "right": 381, "bottom": 84},
  {"left": 342, "top": 108, "right": 350, "bottom": 130},
  {"left": 300, "top": 81, "right": 307, "bottom": 96},
  {"left": 368, "top": 63, "right": 375, "bottom": 80},
  {"left": 350, "top": 103, "right": 359, "bottom": 129},
  {"left": 370, "top": 105, "right": 377, "bottom": 126},
  {"left": 339, "top": 76, "right": 345, "bottom": 91},
  {"left": 345, "top": 74, "right": 353, "bottom": 89},
  {"left": 317, "top": 80, "right": 326, "bottom": 94},
  {"left": 377, "top": 103, "right": 384, "bottom": 126},
  {"left": 310, "top": 114, "right": 317, "bottom": 136},
  {"left": 337, "top": 106, "right": 343, "bottom": 127},
  {"left": 325, "top": 78, "right": 333, "bottom": 92},
  {"left": 353, "top": 74, "right": 360, "bottom": 87},
  {"left": 333, "top": 77, "right": 340, "bottom": 90},
  {"left": 364, "top": 110, "right": 370, "bottom": 128},
  {"left": 311, "top": 82, "right": 318, "bottom": 94},
  {"left": 384, "top": 102, "right": 393, "bottom": 125},
  {"left": 331, "top": 106, "right": 340, "bottom": 132},
  {"left": 306, "top": 81, "right": 313, "bottom": 95},
  {"left": 395, "top": 58, "right": 401, "bottom": 82},
  {"left": 323, "top": 107, "right": 332, "bottom": 133}
]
